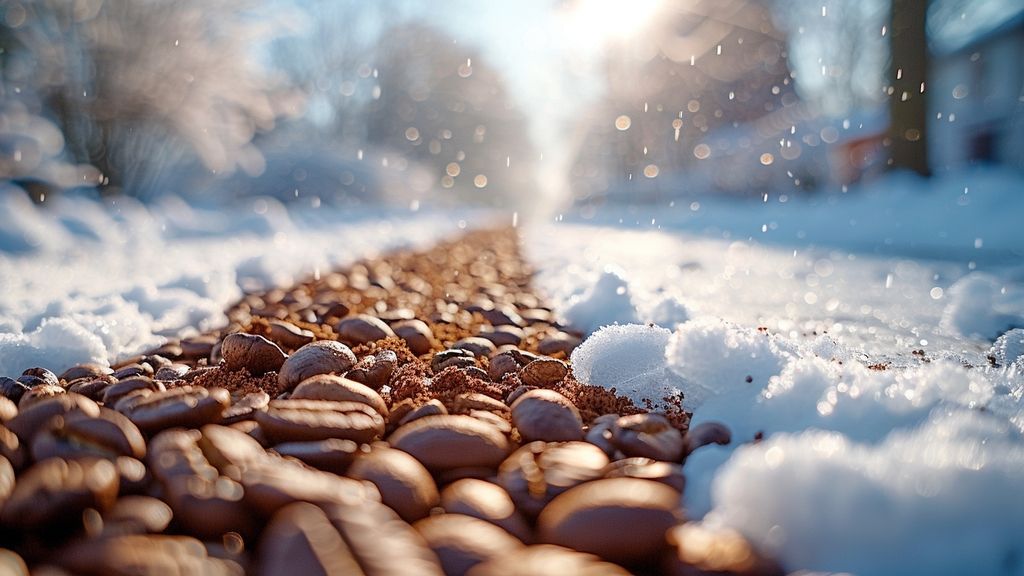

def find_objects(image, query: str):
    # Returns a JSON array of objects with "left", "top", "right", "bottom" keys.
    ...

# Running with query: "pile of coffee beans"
[{"left": 0, "top": 228, "right": 782, "bottom": 575}]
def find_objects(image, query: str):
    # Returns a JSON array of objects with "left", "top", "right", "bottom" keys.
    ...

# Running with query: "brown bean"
[
  {"left": 102, "top": 495, "right": 174, "bottom": 536},
  {"left": 393, "top": 319, "right": 435, "bottom": 356},
  {"left": 497, "top": 441, "right": 609, "bottom": 518},
  {"left": 256, "top": 399, "right": 385, "bottom": 444},
  {"left": 537, "top": 478, "right": 681, "bottom": 566},
  {"left": 467, "top": 544, "right": 630, "bottom": 576},
  {"left": 609, "top": 413, "right": 685, "bottom": 462},
  {"left": 102, "top": 376, "right": 164, "bottom": 407},
  {"left": 683, "top": 421, "right": 732, "bottom": 457},
  {"left": 0, "top": 396, "right": 16, "bottom": 423},
  {"left": 518, "top": 358, "right": 568, "bottom": 388},
  {"left": 292, "top": 374, "right": 388, "bottom": 417},
  {"left": 397, "top": 399, "right": 448, "bottom": 428},
  {"left": 220, "top": 332, "right": 287, "bottom": 375},
  {"left": 602, "top": 457, "right": 686, "bottom": 493},
  {"left": 6, "top": 393, "right": 100, "bottom": 444},
  {"left": 271, "top": 438, "right": 362, "bottom": 475},
  {"left": 55, "top": 534, "right": 236, "bottom": 576},
  {"left": 440, "top": 479, "right": 533, "bottom": 543},
  {"left": 277, "top": 340, "right": 357, "bottom": 390},
  {"left": 32, "top": 407, "right": 146, "bottom": 461},
  {"left": 121, "top": 386, "right": 230, "bottom": 434},
  {"left": 220, "top": 391, "right": 271, "bottom": 424},
  {"left": 335, "top": 314, "right": 396, "bottom": 345},
  {"left": 390, "top": 415, "right": 510, "bottom": 473},
  {"left": 663, "top": 522, "right": 785, "bottom": 576},
  {"left": 0, "top": 457, "right": 119, "bottom": 529},
  {"left": 414, "top": 514, "right": 524, "bottom": 576},
  {"left": 59, "top": 363, "right": 113, "bottom": 383},
  {"left": 347, "top": 446, "right": 440, "bottom": 523},
  {"left": 452, "top": 337, "right": 497, "bottom": 359},
  {"left": 266, "top": 320, "right": 315, "bottom": 350},
  {"left": 510, "top": 389, "right": 583, "bottom": 443},
  {"left": 345, "top": 350, "right": 398, "bottom": 390}
]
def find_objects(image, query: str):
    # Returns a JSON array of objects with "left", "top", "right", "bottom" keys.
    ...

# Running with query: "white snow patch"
[
  {"left": 941, "top": 273, "right": 1024, "bottom": 340},
  {"left": 0, "top": 318, "right": 109, "bottom": 371},
  {"left": 562, "top": 267, "right": 639, "bottom": 334},
  {"left": 990, "top": 328, "right": 1024, "bottom": 367}
]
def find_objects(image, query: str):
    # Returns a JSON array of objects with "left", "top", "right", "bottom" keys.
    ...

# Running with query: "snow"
[
  {"left": 525, "top": 166, "right": 1024, "bottom": 576},
  {"left": 0, "top": 186, "right": 481, "bottom": 375}
]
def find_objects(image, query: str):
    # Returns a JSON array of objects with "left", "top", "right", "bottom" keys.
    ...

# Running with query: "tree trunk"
[{"left": 888, "top": 0, "right": 930, "bottom": 175}]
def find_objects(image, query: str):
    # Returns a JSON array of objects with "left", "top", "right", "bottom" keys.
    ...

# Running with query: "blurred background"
[{"left": 1, "top": 0, "right": 1022, "bottom": 213}]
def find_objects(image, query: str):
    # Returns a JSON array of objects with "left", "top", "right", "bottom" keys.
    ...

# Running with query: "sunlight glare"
[{"left": 565, "top": 0, "right": 664, "bottom": 47}]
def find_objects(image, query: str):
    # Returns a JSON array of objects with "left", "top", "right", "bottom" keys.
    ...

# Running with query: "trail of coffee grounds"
[{"left": 136, "top": 227, "right": 689, "bottom": 428}]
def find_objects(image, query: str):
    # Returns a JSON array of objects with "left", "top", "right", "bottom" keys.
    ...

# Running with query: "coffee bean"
[
  {"left": 102, "top": 495, "right": 174, "bottom": 536},
  {"left": 608, "top": 413, "right": 685, "bottom": 462},
  {"left": 291, "top": 374, "right": 388, "bottom": 417},
  {"left": 256, "top": 399, "right": 385, "bottom": 444},
  {"left": 179, "top": 335, "right": 218, "bottom": 360},
  {"left": 440, "top": 479, "right": 533, "bottom": 543},
  {"left": 683, "top": 421, "right": 732, "bottom": 457},
  {"left": 536, "top": 332, "right": 582, "bottom": 357},
  {"left": 537, "top": 477, "right": 681, "bottom": 566},
  {"left": 505, "top": 385, "right": 534, "bottom": 406},
  {"left": 393, "top": 319, "right": 435, "bottom": 355},
  {"left": 153, "top": 364, "right": 190, "bottom": 381},
  {"left": 55, "top": 534, "right": 235, "bottom": 576},
  {"left": 21, "top": 367, "right": 60, "bottom": 388},
  {"left": 335, "top": 314, "right": 396, "bottom": 345},
  {"left": 277, "top": 340, "right": 357, "bottom": 390},
  {"left": 0, "top": 425, "right": 25, "bottom": 470},
  {"left": 240, "top": 456, "right": 373, "bottom": 516},
  {"left": 602, "top": 457, "right": 686, "bottom": 493},
  {"left": 453, "top": 392, "right": 509, "bottom": 416},
  {"left": 6, "top": 393, "right": 100, "bottom": 444},
  {"left": 0, "top": 397, "right": 15, "bottom": 423},
  {"left": 220, "top": 333, "right": 287, "bottom": 375},
  {"left": 414, "top": 514, "right": 524, "bottom": 576},
  {"left": 18, "top": 383, "right": 65, "bottom": 409},
  {"left": 584, "top": 414, "right": 619, "bottom": 457},
  {"left": 397, "top": 399, "right": 448, "bottom": 427},
  {"left": 0, "top": 454, "right": 12, "bottom": 504},
  {"left": 266, "top": 320, "right": 315, "bottom": 350},
  {"left": 114, "top": 456, "right": 150, "bottom": 495},
  {"left": 112, "top": 363, "right": 152, "bottom": 381},
  {"left": 497, "top": 441, "right": 609, "bottom": 517},
  {"left": 220, "top": 391, "right": 271, "bottom": 424},
  {"left": 518, "top": 359, "right": 568, "bottom": 388},
  {"left": 390, "top": 415, "right": 511, "bottom": 473},
  {"left": 476, "top": 326, "right": 524, "bottom": 347},
  {"left": 468, "top": 410, "right": 512, "bottom": 435},
  {"left": 344, "top": 350, "right": 398, "bottom": 391},
  {"left": 467, "top": 544, "right": 631, "bottom": 576},
  {"left": 347, "top": 445, "right": 440, "bottom": 522},
  {"left": 197, "top": 424, "right": 267, "bottom": 471},
  {"left": 510, "top": 389, "right": 583, "bottom": 443},
  {"left": 432, "top": 348, "right": 476, "bottom": 373},
  {"left": 452, "top": 337, "right": 498, "bottom": 359},
  {"left": 271, "top": 438, "right": 361, "bottom": 475},
  {"left": 0, "top": 377, "right": 30, "bottom": 404},
  {"left": 487, "top": 354, "right": 519, "bottom": 383},
  {"left": 121, "top": 386, "right": 230, "bottom": 434},
  {"left": 58, "top": 364, "right": 111, "bottom": 383},
  {"left": 67, "top": 376, "right": 114, "bottom": 401},
  {"left": 663, "top": 522, "right": 785, "bottom": 576},
  {"left": 256, "top": 502, "right": 367, "bottom": 575},
  {"left": 32, "top": 407, "right": 146, "bottom": 461},
  {"left": 102, "top": 376, "right": 164, "bottom": 407},
  {"left": 477, "top": 304, "right": 523, "bottom": 327},
  {"left": 0, "top": 457, "right": 119, "bottom": 529}
]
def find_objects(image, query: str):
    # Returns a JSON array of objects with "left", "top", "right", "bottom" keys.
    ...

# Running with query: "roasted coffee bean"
[
  {"left": 390, "top": 415, "right": 510, "bottom": 473},
  {"left": 414, "top": 514, "right": 524, "bottom": 576},
  {"left": 258, "top": 500, "right": 445, "bottom": 576},
  {"left": 518, "top": 359, "right": 568, "bottom": 388},
  {"left": 683, "top": 421, "right": 732, "bottom": 457},
  {"left": 487, "top": 352, "right": 521, "bottom": 382},
  {"left": 518, "top": 308, "right": 553, "bottom": 325},
  {"left": 102, "top": 495, "right": 174, "bottom": 535},
  {"left": 277, "top": 340, "right": 357, "bottom": 390},
  {"left": 0, "top": 425, "right": 25, "bottom": 470},
  {"left": 602, "top": 457, "right": 686, "bottom": 493},
  {"left": 467, "top": 544, "right": 630, "bottom": 576},
  {"left": 0, "top": 376, "right": 29, "bottom": 404},
  {"left": 477, "top": 325, "right": 524, "bottom": 347},
  {"left": 505, "top": 385, "right": 535, "bottom": 407},
  {"left": 663, "top": 522, "right": 785, "bottom": 576},
  {"left": 197, "top": 424, "right": 267, "bottom": 472},
  {"left": 432, "top": 348, "right": 476, "bottom": 372},
  {"left": 0, "top": 454, "right": 12, "bottom": 504},
  {"left": 114, "top": 456, "right": 150, "bottom": 495},
  {"left": 440, "top": 479, "right": 533, "bottom": 543},
  {"left": 0, "top": 397, "right": 15, "bottom": 423},
  {"left": 537, "top": 478, "right": 681, "bottom": 566},
  {"left": 537, "top": 333, "right": 582, "bottom": 357},
  {"left": 0, "top": 550, "right": 26, "bottom": 576},
  {"left": 32, "top": 407, "right": 146, "bottom": 461},
  {"left": 58, "top": 363, "right": 113, "bottom": 383},
  {"left": 343, "top": 350, "right": 398, "bottom": 391},
  {"left": 608, "top": 413, "right": 685, "bottom": 462},
  {"left": 6, "top": 393, "right": 100, "bottom": 444},
  {"left": 102, "top": 376, "right": 164, "bottom": 407},
  {"left": 112, "top": 363, "right": 151, "bottom": 381},
  {"left": 468, "top": 410, "right": 512, "bottom": 435},
  {"left": 220, "top": 333, "right": 287, "bottom": 375},
  {"left": 256, "top": 399, "right": 385, "bottom": 444},
  {"left": 67, "top": 376, "right": 114, "bottom": 401},
  {"left": 393, "top": 319, "right": 435, "bottom": 356},
  {"left": 335, "top": 314, "right": 396, "bottom": 345},
  {"left": 154, "top": 363, "right": 190, "bottom": 381},
  {"left": 584, "top": 414, "right": 619, "bottom": 457},
  {"left": 477, "top": 304, "right": 523, "bottom": 327},
  {"left": 0, "top": 457, "right": 118, "bottom": 529},
  {"left": 18, "top": 383, "right": 66, "bottom": 409},
  {"left": 497, "top": 441, "right": 609, "bottom": 518},
  {"left": 121, "top": 386, "right": 230, "bottom": 434},
  {"left": 510, "top": 389, "right": 583, "bottom": 443},
  {"left": 347, "top": 445, "right": 440, "bottom": 522},
  {"left": 452, "top": 337, "right": 498, "bottom": 359},
  {"left": 55, "top": 534, "right": 239, "bottom": 576},
  {"left": 239, "top": 456, "right": 374, "bottom": 516},
  {"left": 398, "top": 400, "right": 448, "bottom": 427},
  {"left": 21, "top": 367, "right": 59, "bottom": 388},
  {"left": 179, "top": 335, "right": 218, "bottom": 360},
  {"left": 453, "top": 392, "right": 509, "bottom": 415},
  {"left": 291, "top": 374, "right": 388, "bottom": 417},
  {"left": 266, "top": 320, "right": 315, "bottom": 350},
  {"left": 271, "top": 438, "right": 362, "bottom": 475},
  {"left": 220, "top": 391, "right": 271, "bottom": 424}
]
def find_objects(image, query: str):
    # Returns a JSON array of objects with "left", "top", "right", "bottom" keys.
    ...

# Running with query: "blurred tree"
[
  {"left": 0, "top": 0, "right": 298, "bottom": 197},
  {"left": 887, "top": 0, "right": 930, "bottom": 175}
]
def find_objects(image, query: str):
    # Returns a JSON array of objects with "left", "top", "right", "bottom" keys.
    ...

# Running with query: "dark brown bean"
[
  {"left": 510, "top": 389, "right": 583, "bottom": 443},
  {"left": 609, "top": 413, "right": 685, "bottom": 462},
  {"left": 518, "top": 358, "right": 568, "bottom": 388},
  {"left": 17, "top": 383, "right": 66, "bottom": 409},
  {"left": 452, "top": 337, "right": 497, "bottom": 359},
  {"left": 0, "top": 425, "right": 25, "bottom": 470},
  {"left": 476, "top": 326, "right": 524, "bottom": 347},
  {"left": 59, "top": 363, "right": 113, "bottom": 383},
  {"left": 220, "top": 332, "right": 287, "bottom": 375},
  {"left": 453, "top": 392, "right": 509, "bottom": 415},
  {"left": 440, "top": 479, "right": 533, "bottom": 543},
  {"left": 21, "top": 367, "right": 59, "bottom": 388},
  {"left": 537, "top": 478, "right": 681, "bottom": 566},
  {"left": 239, "top": 456, "right": 374, "bottom": 516},
  {"left": 0, "top": 396, "right": 15, "bottom": 423},
  {"left": 347, "top": 446, "right": 440, "bottom": 523},
  {"left": 398, "top": 399, "right": 448, "bottom": 427},
  {"left": 537, "top": 333, "right": 582, "bottom": 357},
  {"left": 102, "top": 495, "right": 174, "bottom": 535},
  {"left": 345, "top": 350, "right": 398, "bottom": 390},
  {"left": 432, "top": 349, "right": 476, "bottom": 372},
  {"left": 220, "top": 391, "right": 271, "bottom": 424},
  {"left": 0, "top": 457, "right": 119, "bottom": 529},
  {"left": 271, "top": 438, "right": 362, "bottom": 475},
  {"left": 497, "top": 441, "right": 609, "bottom": 518},
  {"left": 32, "top": 407, "right": 146, "bottom": 461},
  {"left": 467, "top": 544, "right": 630, "bottom": 576},
  {"left": 0, "top": 376, "right": 29, "bottom": 404},
  {"left": 390, "top": 415, "right": 510, "bottom": 473},
  {"left": 393, "top": 319, "right": 435, "bottom": 356},
  {"left": 584, "top": 414, "right": 619, "bottom": 457},
  {"left": 277, "top": 340, "right": 357, "bottom": 390},
  {"left": 55, "top": 534, "right": 236, "bottom": 576},
  {"left": 102, "top": 376, "right": 164, "bottom": 407},
  {"left": 684, "top": 421, "right": 732, "bottom": 457},
  {"left": 121, "top": 386, "right": 230, "bottom": 434},
  {"left": 414, "top": 514, "right": 524, "bottom": 576},
  {"left": 335, "top": 313, "right": 396, "bottom": 345},
  {"left": 663, "top": 522, "right": 785, "bottom": 576},
  {"left": 6, "top": 393, "right": 100, "bottom": 444},
  {"left": 266, "top": 320, "right": 315, "bottom": 350},
  {"left": 256, "top": 399, "right": 385, "bottom": 444},
  {"left": 602, "top": 457, "right": 686, "bottom": 493},
  {"left": 292, "top": 374, "right": 388, "bottom": 417},
  {"left": 256, "top": 502, "right": 367, "bottom": 576},
  {"left": 487, "top": 353, "right": 521, "bottom": 383}
]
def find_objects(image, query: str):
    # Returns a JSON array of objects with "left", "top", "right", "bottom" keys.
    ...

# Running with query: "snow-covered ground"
[
  {"left": 525, "top": 167, "right": 1024, "bottom": 576},
  {"left": 0, "top": 186, "right": 481, "bottom": 374}
]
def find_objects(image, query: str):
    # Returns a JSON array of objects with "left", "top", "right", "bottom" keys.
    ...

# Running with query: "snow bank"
[
  {"left": 0, "top": 187, "right": 479, "bottom": 375},
  {"left": 940, "top": 272, "right": 1024, "bottom": 340}
]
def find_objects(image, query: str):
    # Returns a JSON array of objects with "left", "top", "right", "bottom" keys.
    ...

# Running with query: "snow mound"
[
  {"left": 0, "top": 318, "right": 109, "bottom": 372},
  {"left": 562, "top": 267, "right": 639, "bottom": 334},
  {"left": 570, "top": 323, "right": 683, "bottom": 410},
  {"left": 708, "top": 410, "right": 1024, "bottom": 576},
  {"left": 941, "top": 273, "right": 1024, "bottom": 340},
  {"left": 665, "top": 317, "right": 797, "bottom": 400},
  {"left": 640, "top": 293, "right": 691, "bottom": 328},
  {"left": 990, "top": 328, "right": 1024, "bottom": 367}
]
